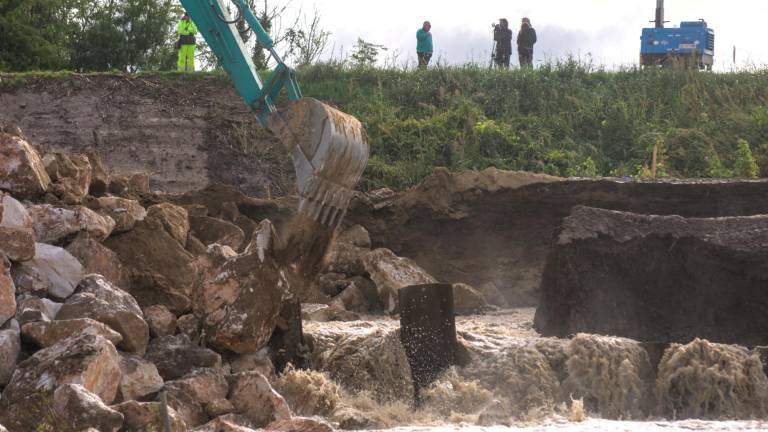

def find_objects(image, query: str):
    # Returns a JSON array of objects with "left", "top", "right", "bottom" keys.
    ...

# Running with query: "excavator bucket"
[{"left": 267, "top": 98, "right": 369, "bottom": 228}]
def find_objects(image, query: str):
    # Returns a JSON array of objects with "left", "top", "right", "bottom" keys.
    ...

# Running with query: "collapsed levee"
[{"left": 534, "top": 206, "right": 768, "bottom": 347}]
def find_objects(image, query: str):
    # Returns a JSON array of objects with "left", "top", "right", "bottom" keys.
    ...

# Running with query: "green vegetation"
[
  {"left": 0, "top": 0, "right": 180, "bottom": 73},
  {"left": 294, "top": 62, "right": 768, "bottom": 189},
  {"left": 4, "top": 61, "right": 768, "bottom": 190}
]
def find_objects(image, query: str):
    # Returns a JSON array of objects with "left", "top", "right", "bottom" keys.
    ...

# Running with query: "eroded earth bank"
[{"left": 1, "top": 111, "right": 768, "bottom": 430}]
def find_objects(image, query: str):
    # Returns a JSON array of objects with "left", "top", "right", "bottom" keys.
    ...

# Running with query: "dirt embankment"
[
  {"left": 7, "top": 75, "right": 768, "bottom": 308},
  {"left": 347, "top": 168, "right": 768, "bottom": 307},
  {"left": 0, "top": 74, "right": 294, "bottom": 197}
]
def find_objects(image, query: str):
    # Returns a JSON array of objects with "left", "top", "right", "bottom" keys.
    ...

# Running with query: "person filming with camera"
[
  {"left": 517, "top": 17, "right": 537, "bottom": 67},
  {"left": 492, "top": 19, "right": 513, "bottom": 68}
]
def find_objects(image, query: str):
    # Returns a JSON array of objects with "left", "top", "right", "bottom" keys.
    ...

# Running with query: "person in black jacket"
[
  {"left": 517, "top": 17, "right": 537, "bottom": 67},
  {"left": 493, "top": 19, "right": 513, "bottom": 68}
]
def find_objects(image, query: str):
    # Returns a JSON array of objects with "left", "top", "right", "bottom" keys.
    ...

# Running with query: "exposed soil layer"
[
  {"left": 347, "top": 168, "right": 768, "bottom": 307},
  {"left": 534, "top": 206, "right": 768, "bottom": 346},
  {"left": 7, "top": 76, "right": 768, "bottom": 308},
  {"left": 0, "top": 74, "right": 293, "bottom": 197}
]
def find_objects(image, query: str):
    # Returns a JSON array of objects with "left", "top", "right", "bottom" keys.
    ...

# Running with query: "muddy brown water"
[{"left": 301, "top": 309, "right": 768, "bottom": 430}]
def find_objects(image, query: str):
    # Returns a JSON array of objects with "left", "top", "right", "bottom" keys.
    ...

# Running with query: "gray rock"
[
  {"left": 21, "top": 318, "right": 122, "bottom": 348},
  {"left": 117, "top": 353, "right": 164, "bottom": 402},
  {"left": 57, "top": 274, "right": 149, "bottom": 355},
  {"left": 166, "top": 368, "right": 229, "bottom": 427},
  {"left": 66, "top": 233, "right": 128, "bottom": 289},
  {"left": 15, "top": 295, "right": 62, "bottom": 325},
  {"left": 228, "top": 372, "right": 291, "bottom": 427},
  {"left": 0, "top": 329, "right": 20, "bottom": 386},
  {"left": 2, "top": 333, "right": 121, "bottom": 405},
  {"left": 0, "top": 133, "right": 51, "bottom": 198},
  {"left": 52, "top": 384, "right": 124, "bottom": 431},
  {"left": 362, "top": 248, "right": 437, "bottom": 313},
  {"left": 11, "top": 243, "right": 83, "bottom": 300},
  {"left": 0, "top": 258, "right": 15, "bottom": 326},
  {"left": 145, "top": 334, "right": 222, "bottom": 381},
  {"left": 112, "top": 400, "right": 188, "bottom": 432},
  {"left": 0, "top": 193, "right": 35, "bottom": 262},
  {"left": 27, "top": 204, "right": 115, "bottom": 244}
]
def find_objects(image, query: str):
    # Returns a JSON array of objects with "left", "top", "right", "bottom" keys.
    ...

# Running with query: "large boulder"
[
  {"left": 0, "top": 193, "right": 35, "bottom": 262},
  {"left": 0, "top": 383, "right": 124, "bottom": 432},
  {"left": 189, "top": 215, "right": 246, "bottom": 250},
  {"left": 104, "top": 212, "right": 198, "bottom": 313},
  {"left": 145, "top": 334, "right": 222, "bottom": 380},
  {"left": 229, "top": 348, "right": 276, "bottom": 379},
  {"left": 1, "top": 333, "right": 121, "bottom": 405},
  {"left": 112, "top": 400, "right": 188, "bottom": 432},
  {"left": 228, "top": 372, "right": 291, "bottom": 427},
  {"left": 0, "top": 258, "right": 15, "bottom": 326},
  {"left": 330, "top": 276, "right": 381, "bottom": 313},
  {"left": 201, "top": 220, "right": 289, "bottom": 353},
  {"left": 144, "top": 304, "right": 177, "bottom": 338},
  {"left": 0, "top": 329, "right": 20, "bottom": 386},
  {"left": 265, "top": 418, "right": 334, "bottom": 432},
  {"left": 51, "top": 384, "right": 124, "bottom": 431},
  {"left": 193, "top": 415, "right": 257, "bottom": 432},
  {"left": 57, "top": 274, "right": 149, "bottom": 355},
  {"left": 65, "top": 233, "right": 127, "bottom": 289},
  {"left": 337, "top": 224, "right": 372, "bottom": 248},
  {"left": 15, "top": 295, "right": 62, "bottom": 325},
  {"left": 146, "top": 202, "right": 190, "bottom": 245},
  {"left": 534, "top": 206, "right": 768, "bottom": 346},
  {"left": 28, "top": 204, "right": 115, "bottom": 244},
  {"left": 0, "top": 133, "right": 51, "bottom": 198},
  {"left": 90, "top": 196, "right": 147, "bottom": 233},
  {"left": 452, "top": 283, "right": 489, "bottom": 315},
  {"left": 87, "top": 151, "right": 110, "bottom": 197},
  {"left": 324, "top": 242, "right": 368, "bottom": 276},
  {"left": 43, "top": 152, "right": 92, "bottom": 204},
  {"left": 11, "top": 243, "right": 83, "bottom": 299},
  {"left": 117, "top": 354, "right": 164, "bottom": 402},
  {"left": 307, "top": 327, "right": 413, "bottom": 403},
  {"left": 362, "top": 248, "right": 437, "bottom": 313},
  {"left": 165, "top": 368, "right": 230, "bottom": 427},
  {"left": 21, "top": 318, "right": 123, "bottom": 348}
]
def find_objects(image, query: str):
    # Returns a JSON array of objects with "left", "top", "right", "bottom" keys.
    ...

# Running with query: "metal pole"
[
  {"left": 159, "top": 390, "right": 172, "bottom": 432},
  {"left": 655, "top": 0, "right": 665, "bottom": 28}
]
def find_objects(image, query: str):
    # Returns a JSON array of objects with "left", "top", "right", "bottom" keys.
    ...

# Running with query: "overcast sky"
[{"left": 281, "top": 0, "right": 768, "bottom": 70}]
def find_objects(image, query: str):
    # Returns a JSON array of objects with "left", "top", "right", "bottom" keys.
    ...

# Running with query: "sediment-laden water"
[{"left": 299, "top": 309, "right": 768, "bottom": 431}]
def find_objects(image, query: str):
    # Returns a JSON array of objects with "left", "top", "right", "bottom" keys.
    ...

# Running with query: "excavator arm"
[{"left": 179, "top": 0, "right": 368, "bottom": 227}]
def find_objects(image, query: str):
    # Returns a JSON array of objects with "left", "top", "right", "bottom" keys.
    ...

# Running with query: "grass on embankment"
[
  {"left": 299, "top": 61, "right": 768, "bottom": 190},
  {"left": 5, "top": 62, "right": 768, "bottom": 191}
]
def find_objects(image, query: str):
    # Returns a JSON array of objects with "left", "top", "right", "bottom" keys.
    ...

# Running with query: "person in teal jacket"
[
  {"left": 177, "top": 12, "right": 198, "bottom": 72},
  {"left": 416, "top": 21, "right": 433, "bottom": 68}
]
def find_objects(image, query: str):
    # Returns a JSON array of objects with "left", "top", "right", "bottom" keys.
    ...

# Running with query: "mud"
[
  {"left": 347, "top": 169, "right": 768, "bottom": 307},
  {"left": 0, "top": 74, "right": 293, "bottom": 196}
]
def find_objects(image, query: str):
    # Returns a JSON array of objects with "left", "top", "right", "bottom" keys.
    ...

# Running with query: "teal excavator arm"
[
  {"left": 179, "top": 0, "right": 299, "bottom": 125},
  {"left": 179, "top": 0, "right": 369, "bottom": 228}
]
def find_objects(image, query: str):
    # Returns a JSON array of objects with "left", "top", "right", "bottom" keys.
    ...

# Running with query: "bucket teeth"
[{"left": 297, "top": 177, "right": 353, "bottom": 228}]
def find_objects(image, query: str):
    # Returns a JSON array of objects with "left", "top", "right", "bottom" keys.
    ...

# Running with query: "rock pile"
[{"left": 0, "top": 130, "right": 364, "bottom": 431}]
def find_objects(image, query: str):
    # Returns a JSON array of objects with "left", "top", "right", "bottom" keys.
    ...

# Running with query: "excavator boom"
[{"left": 179, "top": 0, "right": 368, "bottom": 227}]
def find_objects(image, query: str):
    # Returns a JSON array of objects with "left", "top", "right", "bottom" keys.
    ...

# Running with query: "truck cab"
[{"left": 640, "top": 20, "right": 715, "bottom": 69}]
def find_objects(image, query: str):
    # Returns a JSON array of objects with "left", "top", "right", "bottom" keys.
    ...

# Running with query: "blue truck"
[{"left": 640, "top": 0, "right": 715, "bottom": 70}]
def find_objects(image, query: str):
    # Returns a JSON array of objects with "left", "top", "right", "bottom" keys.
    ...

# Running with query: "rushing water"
[{"left": 299, "top": 309, "right": 768, "bottom": 430}]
